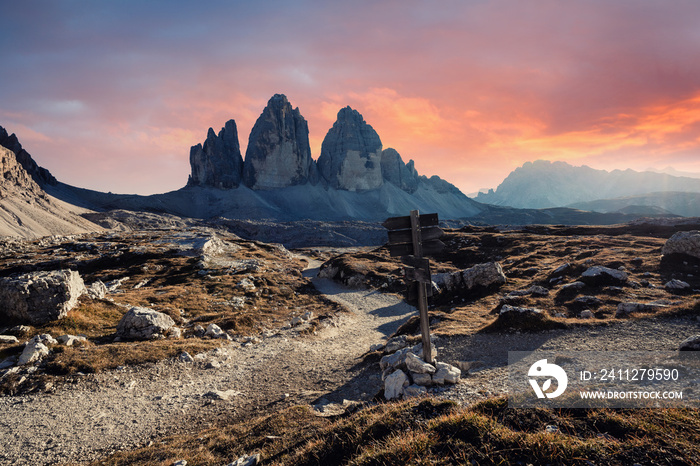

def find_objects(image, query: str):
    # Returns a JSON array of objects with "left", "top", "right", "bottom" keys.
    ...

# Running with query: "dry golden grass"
[
  {"left": 45, "top": 339, "right": 222, "bottom": 374},
  {"left": 88, "top": 396, "right": 700, "bottom": 466}
]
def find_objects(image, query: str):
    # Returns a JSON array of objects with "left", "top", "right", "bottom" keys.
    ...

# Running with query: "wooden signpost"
[{"left": 383, "top": 210, "right": 444, "bottom": 363}]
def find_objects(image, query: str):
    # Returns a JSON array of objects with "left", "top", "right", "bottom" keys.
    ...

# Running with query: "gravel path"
[
  {"left": 0, "top": 259, "right": 416, "bottom": 466},
  {"left": 0, "top": 258, "right": 696, "bottom": 465}
]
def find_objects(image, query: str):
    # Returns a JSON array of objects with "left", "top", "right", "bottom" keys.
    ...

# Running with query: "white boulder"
[
  {"left": 0, "top": 270, "right": 86, "bottom": 324},
  {"left": 662, "top": 231, "right": 700, "bottom": 260},
  {"left": 115, "top": 307, "right": 176, "bottom": 340},
  {"left": 384, "top": 369, "right": 409, "bottom": 400}
]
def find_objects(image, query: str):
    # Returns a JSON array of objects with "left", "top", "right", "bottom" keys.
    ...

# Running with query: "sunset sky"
[{"left": 2, "top": 1, "right": 700, "bottom": 195}]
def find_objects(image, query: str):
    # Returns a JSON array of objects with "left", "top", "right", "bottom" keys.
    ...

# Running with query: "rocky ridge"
[
  {"left": 0, "top": 134, "right": 102, "bottom": 238},
  {"left": 0, "top": 126, "right": 57, "bottom": 187},
  {"left": 188, "top": 94, "right": 466, "bottom": 199}
]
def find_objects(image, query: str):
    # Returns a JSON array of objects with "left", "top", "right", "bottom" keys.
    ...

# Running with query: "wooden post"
[{"left": 410, "top": 210, "right": 433, "bottom": 364}]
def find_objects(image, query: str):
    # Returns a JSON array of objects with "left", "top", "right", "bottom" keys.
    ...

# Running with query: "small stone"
[
  {"left": 290, "top": 316, "right": 303, "bottom": 327},
  {"left": 433, "top": 362, "right": 461, "bottom": 385},
  {"left": 616, "top": 302, "right": 668, "bottom": 317},
  {"left": 237, "top": 278, "right": 256, "bottom": 292},
  {"left": 0, "top": 356, "right": 17, "bottom": 370},
  {"left": 8, "top": 325, "right": 31, "bottom": 337},
  {"left": 580, "top": 310, "right": 594, "bottom": 319},
  {"left": 227, "top": 453, "right": 261, "bottom": 466},
  {"left": 203, "top": 389, "right": 242, "bottom": 401},
  {"left": 57, "top": 334, "right": 87, "bottom": 346},
  {"left": 179, "top": 351, "right": 194, "bottom": 363},
  {"left": 385, "top": 335, "right": 409, "bottom": 353},
  {"left": 558, "top": 281, "right": 585, "bottom": 294},
  {"left": 205, "top": 323, "right": 228, "bottom": 339},
  {"left": 527, "top": 285, "right": 550, "bottom": 297},
  {"left": 574, "top": 296, "right": 603, "bottom": 307},
  {"left": 679, "top": 335, "right": 700, "bottom": 351},
  {"left": 0, "top": 335, "right": 19, "bottom": 344},
  {"left": 193, "top": 325, "right": 206, "bottom": 337},
  {"left": 665, "top": 279, "right": 691, "bottom": 291},
  {"left": 384, "top": 369, "right": 409, "bottom": 400},
  {"left": 379, "top": 347, "right": 411, "bottom": 372},
  {"left": 18, "top": 341, "right": 49, "bottom": 365},
  {"left": 86, "top": 280, "right": 107, "bottom": 299},
  {"left": 403, "top": 384, "right": 427, "bottom": 398},
  {"left": 369, "top": 343, "right": 385, "bottom": 352},
  {"left": 545, "top": 425, "right": 559, "bottom": 434},
  {"left": 411, "top": 372, "right": 432, "bottom": 386},
  {"left": 172, "top": 460, "right": 187, "bottom": 466},
  {"left": 580, "top": 266, "right": 628, "bottom": 286},
  {"left": 454, "top": 360, "right": 485, "bottom": 373},
  {"left": 411, "top": 341, "right": 438, "bottom": 363},
  {"left": 405, "top": 352, "right": 436, "bottom": 374}
]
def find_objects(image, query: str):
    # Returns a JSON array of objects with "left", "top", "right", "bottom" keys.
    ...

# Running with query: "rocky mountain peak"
[
  {"left": 380, "top": 148, "right": 419, "bottom": 193},
  {"left": 0, "top": 146, "right": 44, "bottom": 200},
  {"left": 0, "top": 125, "right": 57, "bottom": 187},
  {"left": 242, "top": 94, "right": 317, "bottom": 190},
  {"left": 317, "top": 106, "right": 383, "bottom": 191},
  {"left": 188, "top": 119, "right": 244, "bottom": 189}
]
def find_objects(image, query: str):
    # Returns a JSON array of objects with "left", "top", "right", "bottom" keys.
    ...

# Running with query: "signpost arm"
[{"left": 410, "top": 210, "right": 433, "bottom": 364}]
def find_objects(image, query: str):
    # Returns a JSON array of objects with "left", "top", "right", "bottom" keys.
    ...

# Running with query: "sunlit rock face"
[
  {"left": 317, "top": 107, "right": 383, "bottom": 192},
  {"left": 188, "top": 119, "right": 244, "bottom": 189},
  {"left": 242, "top": 94, "right": 318, "bottom": 190}
]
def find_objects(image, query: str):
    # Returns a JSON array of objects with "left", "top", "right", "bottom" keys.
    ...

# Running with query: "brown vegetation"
[{"left": 91, "top": 397, "right": 700, "bottom": 465}]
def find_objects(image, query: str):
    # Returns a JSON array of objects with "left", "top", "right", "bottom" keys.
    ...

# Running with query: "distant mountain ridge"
[
  {"left": 476, "top": 160, "right": 700, "bottom": 209},
  {"left": 570, "top": 191, "right": 700, "bottom": 217},
  {"left": 0, "top": 128, "right": 102, "bottom": 238}
]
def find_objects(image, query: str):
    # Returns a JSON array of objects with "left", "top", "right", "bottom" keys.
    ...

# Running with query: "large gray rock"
[
  {"left": 432, "top": 262, "right": 506, "bottom": 293},
  {"left": 662, "top": 231, "right": 700, "bottom": 260},
  {"left": 317, "top": 106, "right": 383, "bottom": 191},
  {"left": 462, "top": 262, "right": 507, "bottom": 289},
  {"left": 243, "top": 94, "right": 317, "bottom": 189},
  {"left": 115, "top": 307, "right": 176, "bottom": 340},
  {"left": 380, "top": 148, "right": 419, "bottom": 193},
  {"left": 0, "top": 270, "right": 85, "bottom": 324},
  {"left": 0, "top": 335, "right": 18, "bottom": 344},
  {"left": 616, "top": 302, "right": 668, "bottom": 317},
  {"left": 665, "top": 279, "right": 691, "bottom": 292},
  {"left": 188, "top": 119, "right": 244, "bottom": 189},
  {"left": 432, "top": 362, "right": 461, "bottom": 385},
  {"left": 580, "top": 266, "right": 628, "bottom": 286}
]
